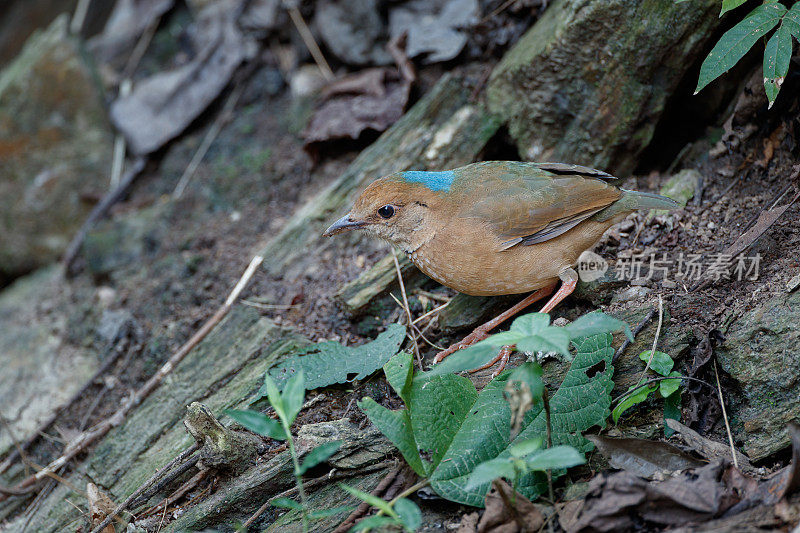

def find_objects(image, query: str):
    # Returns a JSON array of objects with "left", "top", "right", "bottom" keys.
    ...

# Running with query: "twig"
[
  {"left": 613, "top": 306, "right": 657, "bottom": 363},
  {"left": 636, "top": 295, "right": 663, "bottom": 387},
  {"left": 244, "top": 461, "right": 396, "bottom": 528},
  {"left": 138, "top": 467, "right": 207, "bottom": 518},
  {"left": 109, "top": 81, "right": 131, "bottom": 189},
  {"left": 714, "top": 360, "right": 739, "bottom": 470},
  {"left": 412, "top": 301, "right": 449, "bottom": 325},
  {"left": 392, "top": 254, "right": 422, "bottom": 368},
  {"left": 130, "top": 455, "right": 201, "bottom": 511},
  {"left": 0, "top": 410, "right": 31, "bottom": 478},
  {"left": 172, "top": 83, "right": 245, "bottom": 198},
  {"left": 412, "top": 290, "right": 450, "bottom": 303},
  {"left": 63, "top": 158, "right": 147, "bottom": 274},
  {"left": 2, "top": 255, "right": 262, "bottom": 505},
  {"left": 88, "top": 444, "right": 200, "bottom": 533},
  {"left": 69, "top": 0, "right": 92, "bottom": 34},
  {"left": 285, "top": 4, "right": 334, "bottom": 81}
]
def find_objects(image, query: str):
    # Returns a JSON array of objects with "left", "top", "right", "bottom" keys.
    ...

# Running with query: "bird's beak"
[{"left": 323, "top": 214, "right": 365, "bottom": 237}]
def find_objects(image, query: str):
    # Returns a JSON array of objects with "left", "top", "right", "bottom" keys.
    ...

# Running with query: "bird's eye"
[{"left": 377, "top": 205, "right": 395, "bottom": 219}]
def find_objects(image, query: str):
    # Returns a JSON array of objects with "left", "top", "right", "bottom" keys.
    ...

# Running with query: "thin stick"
[
  {"left": 613, "top": 306, "right": 657, "bottom": 363},
  {"left": 3, "top": 255, "right": 262, "bottom": 504},
  {"left": 392, "top": 254, "right": 422, "bottom": 368},
  {"left": 492, "top": 480, "right": 526, "bottom": 532},
  {"left": 88, "top": 444, "right": 200, "bottom": 533},
  {"left": 172, "top": 83, "right": 245, "bottom": 198},
  {"left": 0, "top": 410, "right": 31, "bottom": 478},
  {"left": 244, "top": 461, "right": 396, "bottom": 528},
  {"left": 714, "top": 360, "right": 739, "bottom": 469},
  {"left": 636, "top": 295, "right": 663, "bottom": 387},
  {"left": 285, "top": 5, "right": 334, "bottom": 81},
  {"left": 542, "top": 389, "right": 554, "bottom": 503},
  {"left": 69, "top": 0, "right": 92, "bottom": 34},
  {"left": 411, "top": 301, "right": 450, "bottom": 325}
]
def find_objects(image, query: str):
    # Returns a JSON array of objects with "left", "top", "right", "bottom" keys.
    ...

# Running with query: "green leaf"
[
  {"left": 349, "top": 515, "right": 401, "bottom": 532},
  {"left": 516, "top": 327, "right": 571, "bottom": 358},
  {"left": 783, "top": 2, "right": 800, "bottom": 39},
  {"left": 664, "top": 389, "right": 682, "bottom": 438},
  {"left": 659, "top": 371, "right": 683, "bottom": 398},
  {"left": 308, "top": 506, "right": 354, "bottom": 520},
  {"left": 261, "top": 372, "right": 286, "bottom": 421},
  {"left": 720, "top": 0, "right": 748, "bottom": 17},
  {"left": 612, "top": 384, "right": 657, "bottom": 424},
  {"left": 638, "top": 350, "right": 674, "bottom": 376},
  {"left": 265, "top": 323, "right": 405, "bottom": 392},
  {"left": 763, "top": 20, "right": 792, "bottom": 108},
  {"left": 508, "top": 363, "right": 544, "bottom": 402},
  {"left": 394, "top": 498, "right": 422, "bottom": 532},
  {"left": 696, "top": 1, "right": 787, "bottom": 93},
  {"left": 384, "top": 351, "right": 413, "bottom": 403},
  {"left": 563, "top": 311, "right": 633, "bottom": 341},
  {"left": 428, "top": 376, "right": 512, "bottom": 505},
  {"left": 358, "top": 398, "right": 426, "bottom": 476},
  {"left": 271, "top": 497, "right": 303, "bottom": 510},
  {"left": 421, "top": 343, "right": 499, "bottom": 379},
  {"left": 299, "top": 441, "right": 342, "bottom": 475},
  {"left": 509, "top": 313, "right": 550, "bottom": 336},
  {"left": 224, "top": 409, "right": 286, "bottom": 440},
  {"left": 464, "top": 457, "right": 516, "bottom": 490},
  {"left": 339, "top": 484, "right": 397, "bottom": 517},
  {"left": 507, "top": 437, "right": 543, "bottom": 458},
  {"left": 283, "top": 369, "right": 306, "bottom": 424},
  {"left": 524, "top": 446, "right": 586, "bottom": 471},
  {"left": 409, "top": 374, "right": 478, "bottom": 474}
]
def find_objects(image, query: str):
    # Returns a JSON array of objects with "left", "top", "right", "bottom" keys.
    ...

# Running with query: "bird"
[{"left": 323, "top": 161, "right": 678, "bottom": 375}]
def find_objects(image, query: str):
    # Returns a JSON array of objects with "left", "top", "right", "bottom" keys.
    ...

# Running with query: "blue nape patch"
[{"left": 401, "top": 170, "right": 455, "bottom": 192}]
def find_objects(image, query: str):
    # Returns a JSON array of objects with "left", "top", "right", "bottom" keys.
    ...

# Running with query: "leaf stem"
[
  {"left": 283, "top": 419, "right": 309, "bottom": 533},
  {"left": 542, "top": 388, "right": 555, "bottom": 503}
]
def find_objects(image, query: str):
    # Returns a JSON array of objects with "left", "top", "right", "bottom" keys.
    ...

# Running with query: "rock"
[
  {"left": 314, "top": 0, "right": 391, "bottom": 66},
  {"left": 0, "top": 267, "right": 100, "bottom": 457},
  {"left": 0, "top": 15, "right": 113, "bottom": 278},
  {"left": 184, "top": 402, "right": 261, "bottom": 473},
  {"left": 716, "top": 291, "right": 800, "bottom": 460},
  {"left": 389, "top": 0, "right": 479, "bottom": 64},
  {"left": 660, "top": 169, "right": 700, "bottom": 207},
  {"left": 487, "top": 0, "right": 718, "bottom": 175}
]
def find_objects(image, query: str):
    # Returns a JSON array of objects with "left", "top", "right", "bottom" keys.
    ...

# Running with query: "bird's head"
[{"left": 323, "top": 174, "right": 443, "bottom": 253}]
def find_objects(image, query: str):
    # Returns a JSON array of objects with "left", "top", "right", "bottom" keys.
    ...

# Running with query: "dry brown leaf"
[
  {"left": 586, "top": 434, "right": 704, "bottom": 479},
  {"left": 87, "top": 482, "right": 117, "bottom": 533}
]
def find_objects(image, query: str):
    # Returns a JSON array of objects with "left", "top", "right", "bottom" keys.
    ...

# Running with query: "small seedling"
[
  {"left": 340, "top": 484, "right": 422, "bottom": 532},
  {"left": 225, "top": 371, "right": 349, "bottom": 532}
]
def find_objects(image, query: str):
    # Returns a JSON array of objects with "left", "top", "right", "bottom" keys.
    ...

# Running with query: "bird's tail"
[{"left": 593, "top": 189, "right": 679, "bottom": 222}]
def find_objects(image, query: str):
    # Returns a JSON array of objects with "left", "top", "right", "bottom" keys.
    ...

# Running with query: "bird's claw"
[{"left": 433, "top": 327, "right": 490, "bottom": 364}]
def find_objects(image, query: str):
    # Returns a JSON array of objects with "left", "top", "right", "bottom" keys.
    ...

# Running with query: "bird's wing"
[{"left": 459, "top": 162, "right": 622, "bottom": 249}]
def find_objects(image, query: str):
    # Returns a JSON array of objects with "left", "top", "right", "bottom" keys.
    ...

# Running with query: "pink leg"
[
  {"left": 433, "top": 283, "right": 557, "bottom": 364},
  {"left": 468, "top": 345, "right": 513, "bottom": 379},
  {"left": 538, "top": 268, "right": 579, "bottom": 313}
]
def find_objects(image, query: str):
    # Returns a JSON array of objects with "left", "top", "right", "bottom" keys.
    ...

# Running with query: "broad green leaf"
[
  {"left": 421, "top": 343, "right": 498, "bottom": 378},
  {"left": 464, "top": 457, "right": 517, "bottom": 490},
  {"left": 696, "top": 1, "right": 787, "bottom": 93},
  {"left": 384, "top": 351, "right": 413, "bottom": 402},
  {"left": 516, "top": 327, "right": 571, "bottom": 357},
  {"left": 308, "top": 506, "right": 354, "bottom": 520},
  {"left": 394, "top": 498, "right": 422, "bottom": 532},
  {"left": 339, "top": 484, "right": 397, "bottom": 517},
  {"left": 409, "top": 374, "right": 477, "bottom": 474},
  {"left": 638, "top": 350, "right": 674, "bottom": 376},
  {"left": 349, "top": 515, "right": 400, "bottom": 532},
  {"left": 612, "top": 384, "right": 657, "bottom": 424},
  {"left": 720, "top": 0, "right": 748, "bottom": 17},
  {"left": 513, "top": 333, "right": 615, "bottom": 500},
  {"left": 271, "top": 497, "right": 303, "bottom": 509},
  {"left": 299, "top": 441, "right": 342, "bottom": 474},
  {"left": 358, "top": 398, "right": 425, "bottom": 475},
  {"left": 507, "top": 437, "right": 543, "bottom": 458},
  {"left": 659, "top": 371, "right": 683, "bottom": 398},
  {"left": 783, "top": 2, "right": 800, "bottom": 39},
  {"left": 283, "top": 369, "right": 306, "bottom": 424},
  {"left": 265, "top": 323, "right": 405, "bottom": 392},
  {"left": 509, "top": 313, "right": 550, "bottom": 336},
  {"left": 508, "top": 363, "right": 544, "bottom": 401},
  {"left": 524, "top": 446, "right": 586, "bottom": 471},
  {"left": 473, "top": 331, "right": 524, "bottom": 347},
  {"left": 563, "top": 311, "right": 633, "bottom": 341},
  {"left": 428, "top": 376, "right": 512, "bottom": 505},
  {"left": 224, "top": 409, "right": 286, "bottom": 440},
  {"left": 763, "top": 20, "right": 792, "bottom": 107}
]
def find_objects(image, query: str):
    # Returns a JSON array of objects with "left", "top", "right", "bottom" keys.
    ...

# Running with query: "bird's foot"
[
  {"left": 468, "top": 345, "right": 513, "bottom": 379},
  {"left": 432, "top": 326, "right": 491, "bottom": 364}
]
